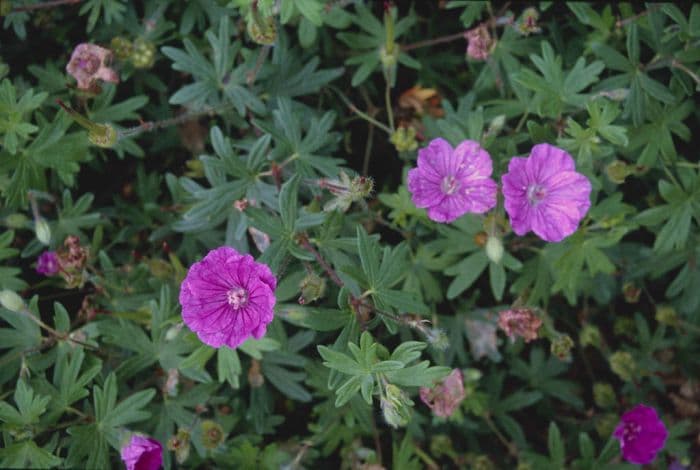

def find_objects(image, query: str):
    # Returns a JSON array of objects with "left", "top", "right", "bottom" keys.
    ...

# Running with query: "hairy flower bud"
[
  {"left": 593, "top": 383, "right": 616, "bottom": 409},
  {"left": 516, "top": 7, "right": 542, "bottom": 36},
  {"left": 0, "top": 289, "right": 25, "bottom": 313},
  {"left": 299, "top": 272, "right": 326, "bottom": 305},
  {"left": 34, "top": 218, "right": 51, "bottom": 245},
  {"left": 131, "top": 38, "right": 156, "bottom": 69},
  {"left": 390, "top": 127, "right": 418, "bottom": 152},
  {"left": 485, "top": 236, "right": 504, "bottom": 264},
  {"left": 579, "top": 324, "right": 602, "bottom": 349},
  {"left": 381, "top": 383, "right": 413, "bottom": 428},
  {"left": 609, "top": 351, "right": 636, "bottom": 382}
]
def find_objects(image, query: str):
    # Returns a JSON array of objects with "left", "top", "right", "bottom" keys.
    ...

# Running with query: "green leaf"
[
  {"left": 547, "top": 422, "right": 565, "bottom": 466},
  {"left": 445, "top": 251, "right": 489, "bottom": 299}
]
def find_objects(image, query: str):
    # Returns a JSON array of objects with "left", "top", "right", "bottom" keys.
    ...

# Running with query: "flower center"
[
  {"left": 526, "top": 184, "right": 547, "bottom": 205},
  {"left": 226, "top": 287, "right": 249, "bottom": 309},
  {"left": 622, "top": 422, "right": 641, "bottom": 442},
  {"left": 441, "top": 175, "right": 460, "bottom": 195},
  {"left": 76, "top": 54, "right": 100, "bottom": 74}
]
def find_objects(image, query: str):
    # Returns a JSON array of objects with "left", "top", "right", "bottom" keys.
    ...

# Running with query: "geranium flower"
[
  {"left": 179, "top": 246, "right": 276, "bottom": 349},
  {"left": 613, "top": 404, "right": 668, "bottom": 465},
  {"left": 497, "top": 308, "right": 542, "bottom": 343},
  {"left": 419, "top": 369, "right": 466, "bottom": 417},
  {"left": 66, "top": 43, "right": 119, "bottom": 91},
  {"left": 120, "top": 435, "right": 162, "bottom": 470},
  {"left": 501, "top": 143, "right": 591, "bottom": 242},
  {"left": 407, "top": 138, "right": 497, "bottom": 223},
  {"left": 36, "top": 251, "right": 59, "bottom": 275}
]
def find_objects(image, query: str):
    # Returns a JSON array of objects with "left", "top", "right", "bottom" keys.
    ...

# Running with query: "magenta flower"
[
  {"left": 465, "top": 25, "right": 493, "bottom": 61},
  {"left": 36, "top": 251, "right": 59, "bottom": 275},
  {"left": 120, "top": 435, "right": 162, "bottom": 470},
  {"left": 502, "top": 143, "right": 591, "bottom": 242},
  {"left": 497, "top": 308, "right": 542, "bottom": 343},
  {"left": 407, "top": 138, "right": 497, "bottom": 223},
  {"left": 179, "top": 246, "right": 276, "bottom": 349},
  {"left": 613, "top": 404, "right": 668, "bottom": 465},
  {"left": 419, "top": 369, "right": 466, "bottom": 417},
  {"left": 66, "top": 43, "right": 119, "bottom": 91}
]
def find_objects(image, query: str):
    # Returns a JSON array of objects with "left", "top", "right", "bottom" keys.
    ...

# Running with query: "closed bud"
[
  {"left": 165, "top": 323, "right": 184, "bottom": 341},
  {"left": 609, "top": 351, "right": 636, "bottom": 382},
  {"left": 605, "top": 160, "right": 631, "bottom": 184},
  {"left": 381, "top": 383, "right": 413, "bottom": 428},
  {"left": 550, "top": 334, "right": 574, "bottom": 360},
  {"left": 485, "top": 236, "right": 503, "bottom": 264},
  {"left": 389, "top": 127, "right": 418, "bottom": 152},
  {"left": 593, "top": 383, "right": 616, "bottom": 409},
  {"left": 299, "top": 272, "right": 326, "bottom": 304},
  {"left": 579, "top": 324, "right": 602, "bottom": 348},
  {"left": 200, "top": 420, "right": 224, "bottom": 449},
  {"left": 0, "top": 290, "right": 25, "bottom": 313},
  {"left": 655, "top": 305, "right": 679, "bottom": 327},
  {"left": 484, "top": 114, "right": 506, "bottom": 137},
  {"left": 34, "top": 218, "right": 51, "bottom": 245},
  {"left": 110, "top": 36, "right": 133, "bottom": 60}
]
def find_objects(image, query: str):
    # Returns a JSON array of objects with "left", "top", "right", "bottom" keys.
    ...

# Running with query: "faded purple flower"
[
  {"left": 419, "top": 369, "right": 466, "bottom": 417},
  {"left": 66, "top": 43, "right": 119, "bottom": 91},
  {"left": 120, "top": 435, "right": 163, "bottom": 470},
  {"left": 407, "top": 138, "right": 497, "bottom": 223},
  {"left": 498, "top": 308, "right": 542, "bottom": 343},
  {"left": 179, "top": 246, "right": 276, "bottom": 349},
  {"left": 465, "top": 316, "right": 500, "bottom": 361},
  {"left": 465, "top": 25, "right": 493, "bottom": 60},
  {"left": 613, "top": 404, "right": 668, "bottom": 465},
  {"left": 36, "top": 251, "right": 59, "bottom": 275},
  {"left": 502, "top": 143, "right": 591, "bottom": 242}
]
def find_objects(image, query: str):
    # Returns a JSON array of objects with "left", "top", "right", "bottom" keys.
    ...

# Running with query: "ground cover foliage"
[{"left": 1, "top": 1, "right": 700, "bottom": 468}]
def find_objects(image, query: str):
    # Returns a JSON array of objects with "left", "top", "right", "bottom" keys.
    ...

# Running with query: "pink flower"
[
  {"left": 501, "top": 144, "right": 591, "bottom": 242},
  {"left": 179, "top": 246, "right": 276, "bottom": 349},
  {"left": 407, "top": 138, "right": 497, "bottom": 223},
  {"left": 465, "top": 25, "right": 493, "bottom": 60},
  {"left": 497, "top": 308, "right": 542, "bottom": 343},
  {"left": 66, "top": 43, "right": 119, "bottom": 91},
  {"left": 419, "top": 369, "right": 466, "bottom": 417},
  {"left": 36, "top": 251, "right": 59, "bottom": 275},
  {"left": 120, "top": 435, "right": 163, "bottom": 470},
  {"left": 613, "top": 404, "right": 668, "bottom": 465}
]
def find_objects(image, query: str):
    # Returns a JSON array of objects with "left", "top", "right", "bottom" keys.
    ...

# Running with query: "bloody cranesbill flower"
[
  {"left": 419, "top": 369, "right": 466, "bottom": 418},
  {"left": 66, "top": 43, "right": 119, "bottom": 90},
  {"left": 497, "top": 308, "right": 542, "bottom": 343},
  {"left": 179, "top": 246, "right": 276, "bottom": 349},
  {"left": 407, "top": 138, "right": 497, "bottom": 223},
  {"left": 36, "top": 251, "right": 59, "bottom": 275},
  {"left": 120, "top": 435, "right": 163, "bottom": 470},
  {"left": 613, "top": 404, "right": 668, "bottom": 465},
  {"left": 501, "top": 143, "right": 591, "bottom": 242}
]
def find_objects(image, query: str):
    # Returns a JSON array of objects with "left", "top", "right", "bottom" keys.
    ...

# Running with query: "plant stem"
[
  {"left": 402, "top": 31, "right": 465, "bottom": 52},
  {"left": 384, "top": 82, "right": 395, "bottom": 131},
  {"left": 615, "top": 4, "right": 662, "bottom": 28},
  {"left": 330, "top": 87, "right": 392, "bottom": 134},
  {"left": 483, "top": 413, "right": 518, "bottom": 458},
  {"left": 671, "top": 59, "right": 700, "bottom": 88}
]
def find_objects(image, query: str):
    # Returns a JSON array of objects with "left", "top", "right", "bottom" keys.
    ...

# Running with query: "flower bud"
[
  {"left": 550, "top": 334, "right": 574, "bottom": 360},
  {"left": 485, "top": 236, "right": 503, "bottom": 264},
  {"left": 247, "top": 14, "right": 276, "bottom": 45},
  {"left": 605, "top": 160, "right": 631, "bottom": 184},
  {"left": 609, "top": 351, "right": 636, "bottom": 382},
  {"left": 381, "top": 383, "right": 413, "bottom": 428},
  {"left": 593, "top": 383, "right": 616, "bottom": 409},
  {"left": 167, "top": 429, "right": 191, "bottom": 464},
  {"left": 130, "top": 38, "right": 156, "bottom": 69},
  {"left": 34, "top": 218, "right": 51, "bottom": 245},
  {"left": 579, "top": 324, "right": 602, "bottom": 349},
  {"left": 655, "top": 305, "right": 679, "bottom": 327},
  {"left": 622, "top": 281, "right": 640, "bottom": 303},
  {"left": 299, "top": 272, "right": 326, "bottom": 305},
  {"left": 200, "top": 420, "right": 224, "bottom": 449},
  {"left": 0, "top": 290, "right": 25, "bottom": 313},
  {"left": 165, "top": 323, "right": 184, "bottom": 341},
  {"left": 88, "top": 123, "right": 118, "bottom": 148},
  {"left": 247, "top": 359, "right": 264, "bottom": 388},
  {"left": 110, "top": 36, "right": 133, "bottom": 60}
]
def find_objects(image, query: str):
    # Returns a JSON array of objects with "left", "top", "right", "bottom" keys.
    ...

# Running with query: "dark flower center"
[
  {"left": 622, "top": 422, "right": 641, "bottom": 442},
  {"left": 75, "top": 54, "right": 100, "bottom": 74},
  {"left": 441, "top": 175, "right": 460, "bottom": 195},
  {"left": 226, "top": 287, "right": 249, "bottom": 309},
  {"left": 526, "top": 184, "right": 547, "bottom": 205}
]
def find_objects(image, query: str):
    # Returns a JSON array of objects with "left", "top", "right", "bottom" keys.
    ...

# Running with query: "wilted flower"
[
  {"left": 66, "top": 43, "right": 119, "bottom": 91},
  {"left": 465, "top": 24, "right": 493, "bottom": 60},
  {"left": 179, "top": 246, "right": 277, "bottom": 349},
  {"left": 613, "top": 404, "right": 668, "bottom": 465},
  {"left": 320, "top": 172, "right": 374, "bottom": 212},
  {"left": 163, "top": 368, "right": 179, "bottom": 397},
  {"left": 516, "top": 7, "right": 542, "bottom": 36},
  {"left": 248, "top": 227, "right": 271, "bottom": 253},
  {"left": 419, "top": 369, "right": 466, "bottom": 418},
  {"left": 120, "top": 435, "right": 163, "bottom": 470},
  {"left": 497, "top": 308, "right": 542, "bottom": 343},
  {"left": 502, "top": 144, "right": 592, "bottom": 242},
  {"left": 36, "top": 251, "right": 59, "bottom": 275},
  {"left": 465, "top": 316, "right": 500, "bottom": 361},
  {"left": 167, "top": 429, "right": 191, "bottom": 464},
  {"left": 407, "top": 138, "right": 497, "bottom": 223},
  {"left": 247, "top": 358, "right": 264, "bottom": 387}
]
